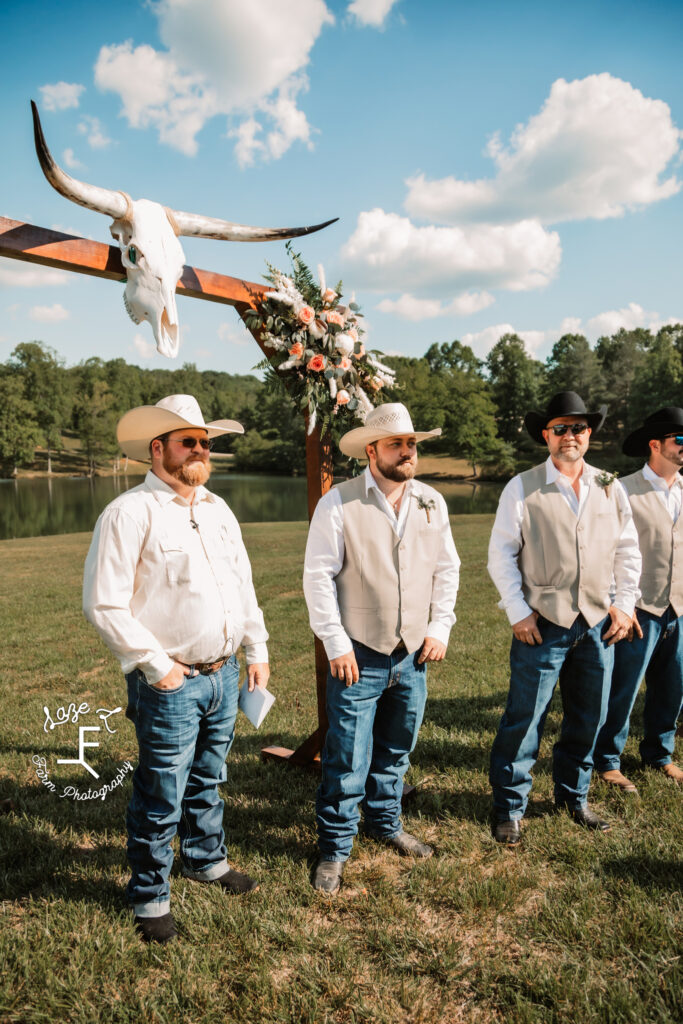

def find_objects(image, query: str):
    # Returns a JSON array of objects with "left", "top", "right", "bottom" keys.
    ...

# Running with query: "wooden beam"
[{"left": 0, "top": 217, "right": 268, "bottom": 309}]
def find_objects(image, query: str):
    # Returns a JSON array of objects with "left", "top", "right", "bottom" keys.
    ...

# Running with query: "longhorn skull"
[{"left": 31, "top": 100, "right": 337, "bottom": 358}]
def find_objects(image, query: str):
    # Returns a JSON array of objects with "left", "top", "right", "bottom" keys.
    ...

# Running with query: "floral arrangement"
[
  {"left": 595, "top": 470, "right": 619, "bottom": 497},
  {"left": 243, "top": 243, "right": 396, "bottom": 435}
]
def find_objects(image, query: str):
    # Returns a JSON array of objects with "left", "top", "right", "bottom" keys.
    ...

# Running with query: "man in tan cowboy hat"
[
  {"left": 594, "top": 407, "right": 683, "bottom": 791},
  {"left": 487, "top": 391, "right": 641, "bottom": 845},
  {"left": 83, "top": 395, "right": 270, "bottom": 943},
  {"left": 303, "top": 402, "right": 460, "bottom": 893}
]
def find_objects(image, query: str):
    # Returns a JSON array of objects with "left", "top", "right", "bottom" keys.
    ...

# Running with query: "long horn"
[
  {"left": 170, "top": 210, "right": 339, "bottom": 242},
  {"left": 31, "top": 100, "right": 128, "bottom": 219}
]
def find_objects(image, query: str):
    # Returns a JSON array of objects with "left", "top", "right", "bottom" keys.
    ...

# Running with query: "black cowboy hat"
[
  {"left": 622, "top": 406, "right": 683, "bottom": 457},
  {"left": 524, "top": 391, "right": 607, "bottom": 445}
]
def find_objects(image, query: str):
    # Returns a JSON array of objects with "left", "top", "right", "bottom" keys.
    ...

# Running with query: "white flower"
[
  {"left": 335, "top": 333, "right": 355, "bottom": 357},
  {"left": 328, "top": 377, "right": 338, "bottom": 399}
]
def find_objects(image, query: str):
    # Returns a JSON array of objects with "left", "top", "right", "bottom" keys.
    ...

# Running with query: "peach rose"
[
  {"left": 339, "top": 356, "right": 352, "bottom": 370},
  {"left": 322, "top": 288, "right": 338, "bottom": 305},
  {"left": 298, "top": 305, "right": 315, "bottom": 325},
  {"left": 307, "top": 354, "right": 326, "bottom": 372},
  {"left": 325, "top": 310, "right": 344, "bottom": 327},
  {"left": 346, "top": 327, "right": 359, "bottom": 343},
  {"left": 369, "top": 378, "right": 383, "bottom": 391},
  {"left": 336, "top": 389, "right": 350, "bottom": 405},
  {"left": 353, "top": 343, "right": 366, "bottom": 358},
  {"left": 288, "top": 341, "right": 304, "bottom": 358}
]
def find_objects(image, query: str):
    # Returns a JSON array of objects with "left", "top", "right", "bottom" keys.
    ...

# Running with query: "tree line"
[{"left": 1, "top": 325, "right": 682, "bottom": 478}]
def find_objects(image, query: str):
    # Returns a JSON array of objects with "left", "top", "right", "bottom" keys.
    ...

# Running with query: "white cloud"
[
  {"left": 29, "top": 303, "right": 70, "bottom": 322},
  {"left": 405, "top": 74, "right": 681, "bottom": 225},
  {"left": 347, "top": 0, "right": 399, "bottom": 28},
  {"left": 341, "top": 208, "right": 561, "bottom": 293},
  {"left": 95, "top": 0, "right": 333, "bottom": 161},
  {"left": 77, "top": 115, "right": 112, "bottom": 149},
  {"left": 63, "top": 148, "right": 84, "bottom": 170},
  {"left": 218, "top": 321, "right": 250, "bottom": 346},
  {"left": 586, "top": 302, "right": 683, "bottom": 338},
  {"left": 0, "top": 265, "right": 70, "bottom": 288},
  {"left": 461, "top": 323, "right": 548, "bottom": 357},
  {"left": 377, "top": 290, "right": 494, "bottom": 320},
  {"left": 39, "top": 81, "right": 85, "bottom": 111},
  {"left": 132, "top": 332, "right": 156, "bottom": 359}
]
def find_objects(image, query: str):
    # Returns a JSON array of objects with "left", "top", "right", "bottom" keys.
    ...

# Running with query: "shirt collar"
[
  {"left": 544, "top": 454, "right": 593, "bottom": 487},
  {"left": 643, "top": 462, "right": 683, "bottom": 491},
  {"left": 145, "top": 470, "right": 215, "bottom": 506},
  {"left": 363, "top": 465, "right": 416, "bottom": 499}
]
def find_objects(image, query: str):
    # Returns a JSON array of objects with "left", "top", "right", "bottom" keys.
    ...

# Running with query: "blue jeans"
[
  {"left": 490, "top": 614, "right": 613, "bottom": 821},
  {"left": 124, "top": 656, "right": 239, "bottom": 917},
  {"left": 316, "top": 640, "right": 427, "bottom": 861},
  {"left": 595, "top": 605, "right": 683, "bottom": 770}
]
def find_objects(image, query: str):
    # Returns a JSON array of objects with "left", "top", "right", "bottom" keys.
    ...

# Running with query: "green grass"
[{"left": 0, "top": 517, "right": 681, "bottom": 1023}]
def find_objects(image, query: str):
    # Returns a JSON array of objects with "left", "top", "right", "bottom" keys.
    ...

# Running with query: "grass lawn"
[{"left": 0, "top": 517, "right": 681, "bottom": 1023}]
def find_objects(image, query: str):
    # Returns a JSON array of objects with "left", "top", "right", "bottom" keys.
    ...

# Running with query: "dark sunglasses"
[
  {"left": 548, "top": 423, "right": 589, "bottom": 437},
  {"left": 167, "top": 436, "right": 212, "bottom": 450},
  {"left": 661, "top": 434, "right": 683, "bottom": 446}
]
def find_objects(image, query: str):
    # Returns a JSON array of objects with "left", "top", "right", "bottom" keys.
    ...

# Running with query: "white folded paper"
[{"left": 238, "top": 680, "right": 276, "bottom": 729}]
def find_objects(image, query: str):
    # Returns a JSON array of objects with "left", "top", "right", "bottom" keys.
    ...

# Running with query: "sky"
[{"left": 1, "top": 0, "right": 682, "bottom": 376}]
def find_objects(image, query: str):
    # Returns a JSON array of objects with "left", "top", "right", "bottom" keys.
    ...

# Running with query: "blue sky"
[{"left": 1, "top": 0, "right": 682, "bottom": 375}]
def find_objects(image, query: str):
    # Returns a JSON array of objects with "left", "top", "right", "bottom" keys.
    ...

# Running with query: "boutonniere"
[
  {"left": 596, "top": 470, "right": 619, "bottom": 498},
  {"left": 414, "top": 494, "right": 437, "bottom": 523}
]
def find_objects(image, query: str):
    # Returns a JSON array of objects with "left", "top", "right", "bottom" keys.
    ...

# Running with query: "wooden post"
[{"left": 262, "top": 421, "right": 334, "bottom": 768}]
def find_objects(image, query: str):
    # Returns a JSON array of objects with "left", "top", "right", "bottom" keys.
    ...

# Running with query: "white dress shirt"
[
  {"left": 303, "top": 467, "right": 460, "bottom": 660},
  {"left": 642, "top": 462, "right": 683, "bottom": 523},
  {"left": 83, "top": 471, "right": 268, "bottom": 684},
  {"left": 487, "top": 456, "right": 641, "bottom": 626}
]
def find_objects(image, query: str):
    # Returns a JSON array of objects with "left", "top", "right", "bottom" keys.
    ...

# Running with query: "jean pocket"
[{"left": 141, "top": 670, "right": 188, "bottom": 695}]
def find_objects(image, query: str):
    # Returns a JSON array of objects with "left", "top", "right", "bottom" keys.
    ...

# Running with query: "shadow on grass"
[
  {"left": 423, "top": 691, "right": 508, "bottom": 734},
  {"left": 601, "top": 854, "right": 683, "bottom": 895}
]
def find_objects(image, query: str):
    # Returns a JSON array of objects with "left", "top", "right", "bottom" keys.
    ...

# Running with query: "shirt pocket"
[{"left": 159, "top": 539, "right": 192, "bottom": 584}]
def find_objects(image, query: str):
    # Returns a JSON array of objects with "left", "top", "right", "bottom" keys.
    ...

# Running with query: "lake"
[{"left": 0, "top": 473, "right": 504, "bottom": 540}]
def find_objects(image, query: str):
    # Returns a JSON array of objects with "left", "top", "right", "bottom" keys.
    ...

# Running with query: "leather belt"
[{"left": 192, "top": 657, "right": 230, "bottom": 675}]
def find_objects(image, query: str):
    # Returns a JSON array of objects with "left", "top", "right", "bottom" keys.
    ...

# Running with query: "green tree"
[
  {"left": 0, "top": 373, "right": 43, "bottom": 477},
  {"left": 8, "top": 341, "right": 68, "bottom": 473},
  {"left": 485, "top": 333, "right": 546, "bottom": 445},
  {"left": 594, "top": 328, "right": 650, "bottom": 444},
  {"left": 545, "top": 334, "right": 604, "bottom": 406},
  {"left": 75, "top": 380, "right": 119, "bottom": 476},
  {"left": 631, "top": 326, "right": 683, "bottom": 422}
]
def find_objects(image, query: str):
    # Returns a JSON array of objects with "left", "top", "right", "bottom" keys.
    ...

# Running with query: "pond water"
[{"left": 0, "top": 473, "right": 504, "bottom": 540}]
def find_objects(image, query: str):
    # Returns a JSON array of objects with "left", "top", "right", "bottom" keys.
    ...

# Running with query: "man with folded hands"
[
  {"left": 487, "top": 391, "right": 641, "bottom": 845},
  {"left": 594, "top": 407, "right": 683, "bottom": 792},
  {"left": 83, "top": 394, "right": 269, "bottom": 943},
  {"left": 303, "top": 403, "right": 460, "bottom": 894}
]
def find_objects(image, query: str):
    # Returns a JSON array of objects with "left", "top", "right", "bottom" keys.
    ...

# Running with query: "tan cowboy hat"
[
  {"left": 117, "top": 394, "right": 244, "bottom": 463},
  {"left": 339, "top": 403, "right": 442, "bottom": 460}
]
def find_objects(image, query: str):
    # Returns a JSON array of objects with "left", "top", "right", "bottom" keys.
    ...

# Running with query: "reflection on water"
[{"left": 0, "top": 473, "right": 504, "bottom": 540}]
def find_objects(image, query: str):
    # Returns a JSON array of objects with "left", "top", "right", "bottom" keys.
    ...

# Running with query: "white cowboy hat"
[
  {"left": 339, "top": 403, "right": 442, "bottom": 460},
  {"left": 117, "top": 394, "right": 244, "bottom": 463}
]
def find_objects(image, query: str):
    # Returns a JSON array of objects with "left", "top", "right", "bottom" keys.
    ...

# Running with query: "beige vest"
[
  {"left": 334, "top": 475, "right": 443, "bottom": 654},
  {"left": 519, "top": 463, "right": 624, "bottom": 628},
  {"left": 621, "top": 470, "right": 683, "bottom": 616}
]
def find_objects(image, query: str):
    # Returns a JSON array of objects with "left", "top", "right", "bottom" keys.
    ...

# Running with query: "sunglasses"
[
  {"left": 661, "top": 434, "right": 683, "bottom": 446},
  {"left": 548, "top": 423, "right": 589, "bottom": 437},
  {"left": 166, "top": 436, "right": 212, "bottom": 450}
]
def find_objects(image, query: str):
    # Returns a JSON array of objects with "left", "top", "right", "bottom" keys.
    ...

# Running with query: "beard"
[
  {"left": 163, "top": 452, "right": 211, "bottom": 487},
  {"left": 374, "top": 452, "right": 417, "bottom": 482},
  {"left": 554, "top": 446, "right": 584, "bottom": 464}
]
